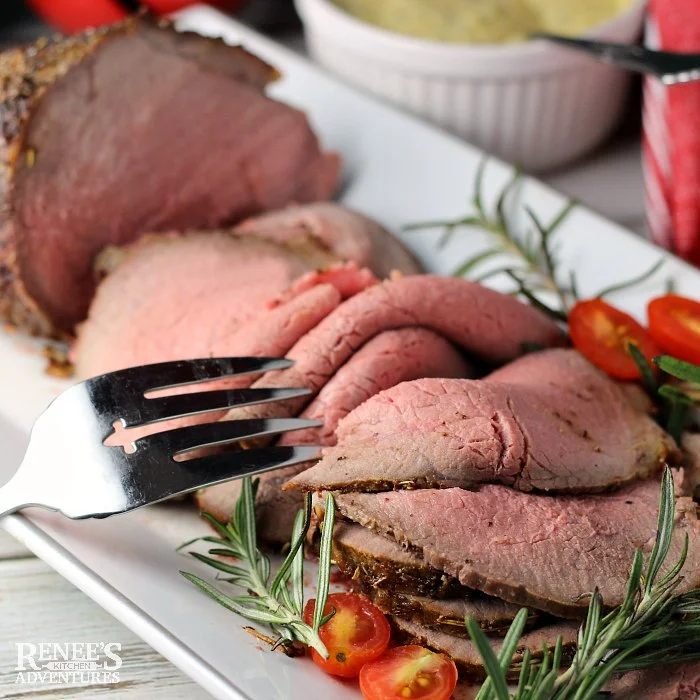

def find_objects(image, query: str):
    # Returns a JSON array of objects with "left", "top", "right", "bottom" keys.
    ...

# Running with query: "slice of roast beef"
[
  {"left": 606, "top": 661, "right": 700, "bottom": 699},
  {"left": 234, "top": 203, "right": 422, "bottom": 279},
  {"left": 391, "top": 616, "right": 578, "bottom": 680},
  {"left": 335, "top": 478, "right": 700, "bottom": 618},
  {"left": 289, "top": 349, "right": 675, "bottom": 494},
  {"left": 370, "top": 589, "right": 532, "bottom": 639},
  {"left": 0, "top": 17, "right": 339, "bottom": 335},
  {"left": 682, "top": 433, "right": 700, "bottom": 500},
  {"left": 333, "top": 521, "right": 467, "bottom": 598},
  {"left": 196, "top": 328, "right": 471, "bottom": 542},
  {"left": 217, "top": 276, "right": 564, "bottom": 429},
  {"left": 79, "top": 262, "right": 373, "bottom": 455},
  {"left": 278, "top": 328, "right": 471, "bottom": 447},
  {"left": 73, "top": 232, "right": 321, "bottom": 378}
]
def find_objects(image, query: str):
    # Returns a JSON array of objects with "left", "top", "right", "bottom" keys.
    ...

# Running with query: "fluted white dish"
[{"left": 296, "top": 0, "right": 647, "bottom": 171}]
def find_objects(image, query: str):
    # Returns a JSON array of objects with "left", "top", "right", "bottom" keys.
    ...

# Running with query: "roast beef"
[
  {"left": 682, "top": 433, "right": 700, "bottom": 500},
  {"left": 0, "top": 17, "right": 340, "bottom": 335},
  {"left": 289, "top": 349, "right": 675, "bottom": 494},
  {"left": 335, "top": 478, "right": 700, "bottom": 618},
  {"left": 217, "top": 275, "right": 564, "bottom": 429},
  {"left": 333, "top": 521, "right": 467, "bottom": 598},
  {"left": 607, "top": 661, "right": 700, "bottom": 699},
  {"left": 234, "top": 203, "right": 423, "bottom": 279},
  {"left": 73, "top": 232, "right": 325, "bottom": 378},
  {"left": 392, "top": 616, "right": 578, "bottom": 680},
  {"left": 195, "top": 328, "right": 470, "bottom": 542},
  {"left": 80, "top": 262, "right": 374, "bottom": 454},
  {"left": 370, "top": 588, "right": 532, "bottom": 638}
]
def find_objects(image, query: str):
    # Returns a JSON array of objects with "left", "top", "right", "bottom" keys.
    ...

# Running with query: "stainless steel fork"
[
  {"left": 534, "top": 34, "right": 700, "bottom": 85},
  {"left": 0, "top": 357, "right": 321, "bottom": 520}
]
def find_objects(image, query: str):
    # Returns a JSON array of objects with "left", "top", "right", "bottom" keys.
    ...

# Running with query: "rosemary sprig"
[
  {"left": 406, "top": 160, "right": 665, "bottom": 323},
  {"left": 179, "top": 477, "right": 335, "bottom": 657},
  {"left": 467, "top": 468, "right": 700, "bottom": 700},
  {"left": 629, "top": 353, "right": 700, "bottom": 441},
  {"left": 655, "top": 356, "right": 700, "bottom": 442}
]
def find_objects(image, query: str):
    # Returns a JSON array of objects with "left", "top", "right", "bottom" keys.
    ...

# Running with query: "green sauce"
[{"left": 332, "top": 0, "right": 636, "bottom": 44}]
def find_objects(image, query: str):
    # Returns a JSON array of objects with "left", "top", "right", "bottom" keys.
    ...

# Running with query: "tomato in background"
[
  {"left": 568, "top": 299, "right": 661, "bottom": 381},
  {"left": 26, "top": 0, "right": 245, "bottom": 35},
  {"left": 648, "top": 295, "right": 700, "bottom": 365}
]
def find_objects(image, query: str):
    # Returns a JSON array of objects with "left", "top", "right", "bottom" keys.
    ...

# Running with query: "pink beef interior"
[
  {"left": 73, "top": 232, "right": 312, "bottom": 379},
  {"left": 11, "top": 22, "right": 338, "bottom": 331}
]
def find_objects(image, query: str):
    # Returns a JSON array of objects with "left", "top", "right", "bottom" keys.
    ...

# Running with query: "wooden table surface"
[{"left": 0, "top": 528, "right": 211, "bottom": 699}]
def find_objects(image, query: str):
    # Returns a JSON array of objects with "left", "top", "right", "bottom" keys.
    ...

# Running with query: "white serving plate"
[{"left": 2, "top": 6, "right": 700, "bottom": 700}]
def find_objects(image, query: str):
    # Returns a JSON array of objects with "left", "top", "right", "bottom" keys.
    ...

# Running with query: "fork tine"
[
  {"left": 87, "top": 357, "right": 294, "bottom": 395},
  {"left": 129, "top": 418, "right": 322, "bottom": 456},
  {"left": 181, "top": 445, "right": 321, "bottom": 494},
  {"left": 118, "top": 387, "right": 311, "bottom": 427}
]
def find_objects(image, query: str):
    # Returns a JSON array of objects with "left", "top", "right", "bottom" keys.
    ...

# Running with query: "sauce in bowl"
[{"left": 331, "top": 0, "right": 637, "bottom": 43}]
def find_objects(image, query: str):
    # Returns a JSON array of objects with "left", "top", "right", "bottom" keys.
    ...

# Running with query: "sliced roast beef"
[
  {"left": 196, "top": 328, "right": 471, "bottom": 542},
  {"left": 217, "top": 276, "right": 564, "bottom": 428},
  {"left": 682, "top": 433, "right": 700, "bottom": 500},
  {"left": 80, "top": 262, "right": 373, "bottom": 454},
  {"left": 73, "top": 232, "right": 321, "bottom": 378},
  {"left": 392, "top": 616, "right": 578, "bottom": 680},
  {"left": 607, "top": 661, "right": 700, "bottom": 699},
  {"left": 234, "top": 203, "right": 422, "bottom": 279},
  {"left": 370, "top": 589, "right": 531, "bottom": 639},
  {"left": 333, "top": 522, "right": 467, "bottom": 598},
  {"left": 335, "top": 478, "right": 700, "bottom": 618},
  {"left": 279, "top": 328, "right": 471, "bottom": 447},
  {"left": 0, "top": 17, "right": 339, "bottom": 335},
  {"left": 289, "top": 349, "right": 675, "bottom": 494}
]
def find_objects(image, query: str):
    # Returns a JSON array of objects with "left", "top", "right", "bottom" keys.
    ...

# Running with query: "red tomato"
[
  {"left": 648, "top": 295, "right": 700, "bottom": 365},
  {"left": 359, "top": 645, "right": 458, "bottom": 700},
  {"left": 27, "top": 0, "right": 243, "bottom": 35},
  {"left": 568, "top": 299, "right": 661, "bottom": 380},
  {"left": 302, "top": 593, "right": 391, "bottom": 678}
]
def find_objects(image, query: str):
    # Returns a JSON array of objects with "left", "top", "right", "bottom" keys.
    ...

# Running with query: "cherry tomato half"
[
  {"left": 359, "top": 645, "right": 458, "bottom": 700},
  {"left": 648, "top": 295, "right": 700, "bottom": 365},
  {"left": 568, "top": 299, "right": 661, "bottom": 380},
  {"left": 27, "top": 0, "right": 243, "bottom": 35},
  {"left": 302, "top": 593, "right": 391, "bottom": 678}
]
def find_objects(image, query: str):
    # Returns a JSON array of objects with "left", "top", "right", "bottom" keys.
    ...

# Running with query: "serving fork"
[
  {"left": 0, "top": 357, "right": 321, "bottom": 520},
  {"left": 535, "top": 34, "right": 700, "bottom": 85}
]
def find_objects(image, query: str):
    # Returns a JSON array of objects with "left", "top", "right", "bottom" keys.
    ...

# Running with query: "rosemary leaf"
[
  {"left": 468, "top": 618, "right": 510, "bottom": 700},
  {"left": 313, "top": 492, "right": 336, "bottom": 632},
  {"left": 655, "top": 355, "right": 700, "bottom": 384},
  {"left": 594, "top": 258, "right": 665, "bottom": 300},
  {"left": 452, "top": 247, "right": 504, "bottom": 278},
  {"left": 290, "top": 499, "right": 310, "bottom": 616},
  {"left": 644, "top": 468, "right": 675, "bottom": 594},
  {"left": 505, "top": 271, "right": 569, "bottom": 323},
  {"left": 628, "top": 344, "right": 658, "bottom": 395},
  {"left": 664, "top": 398, "right": 690, "bottom": 444},
  {"left": 515, "top": 648, "right": 532, "bottom": 700},
  {"left": 270, "top": 493, "right": 312, "bottom": 603},
  {"left": 176, "top": 534, "right": 232, "bottom": 552},
  {"left": 473, "top": 608, "right": 529, "bottom": 700}
]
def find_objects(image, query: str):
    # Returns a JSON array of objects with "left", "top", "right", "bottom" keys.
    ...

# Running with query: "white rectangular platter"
[{"left": 2, "top": 6, "right": 700, "bottom": 700}]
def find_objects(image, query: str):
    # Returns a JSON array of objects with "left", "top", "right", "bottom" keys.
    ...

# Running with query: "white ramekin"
[{"left": 295, "top": 0, "right": 647, "bottom": 172}]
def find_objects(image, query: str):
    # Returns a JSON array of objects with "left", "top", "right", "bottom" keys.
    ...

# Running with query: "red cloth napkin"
[{"left": 644, "top": 0, "right": 700, "bottom": 267}]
